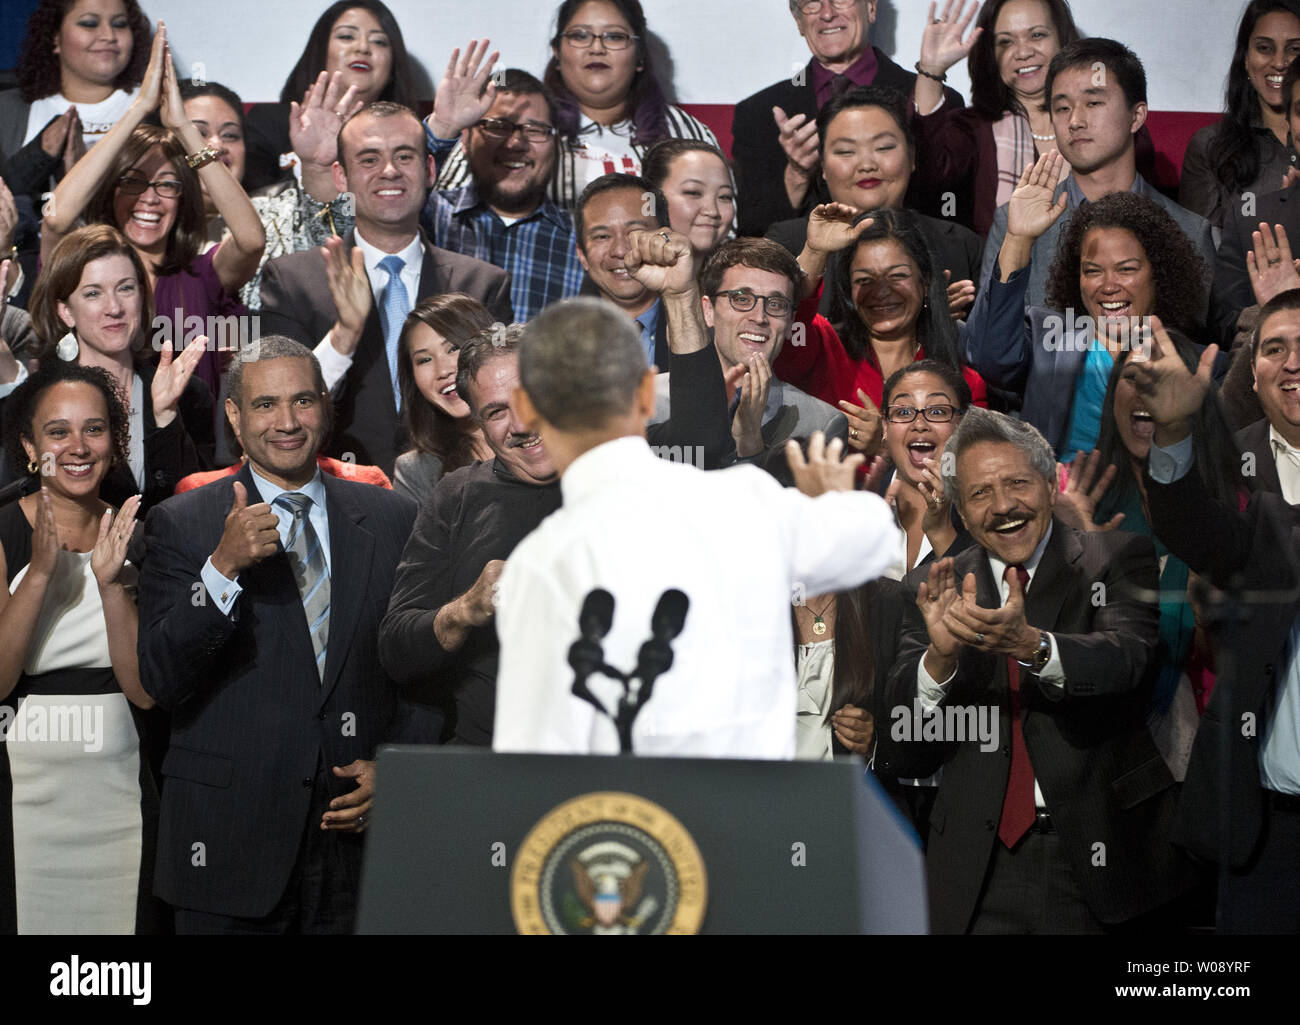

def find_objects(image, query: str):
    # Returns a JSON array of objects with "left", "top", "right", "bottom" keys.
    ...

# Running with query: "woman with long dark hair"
[
  {"left": 641, "top": 139, "right": 735, "bottom": 261},
  {"left": 392, "top": 295, "right": 496, "bottom": 505},
  {"left": 1181, "top": 1, "right": 1300, "bottom": 229},
  {"left": 241, "top": 1, "right": 418, "bottom": 192},
  {"left": 431, "top": 2, "right": 718, "bottom": 208}
]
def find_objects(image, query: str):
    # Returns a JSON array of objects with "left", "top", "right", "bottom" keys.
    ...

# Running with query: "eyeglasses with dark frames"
[
  {"left": 713, "top": 289, "right": 794, "bottom": 317},
  {"left": 475, "top": 117, "right": 558, "bottom": 143},
  {"left": 561, "top": 28, "right": 639, "bottom": 49},
  {"left": 885, "top": 404, "right": 960, "bottom": 424},
  {"left": 116, "top": 173, "right": 183, "bottom": 199}
]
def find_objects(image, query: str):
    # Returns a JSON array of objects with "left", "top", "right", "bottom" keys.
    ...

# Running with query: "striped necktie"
[
  {"left": 276, "top": 492, "right": 329, "bottom": 681},
  {"left": 378, "top": 254, "right": 410, "bottom": 411}
]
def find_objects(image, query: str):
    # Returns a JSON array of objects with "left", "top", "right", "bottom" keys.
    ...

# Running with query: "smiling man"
[
  {"left": 877, "top": 407, "right": 1196, "bottom": 934},
  {"left": 732, "top": 0, "right": 964, "bottom": 236},
  {"left": 421, "top": 65, "right": 583, "bottom": 321},
  {"left": 259, "top": 102, "right": 513, "bottom": 476},
  {"left": 978, "top": 38, "right": 1214, "bottom": 312}
]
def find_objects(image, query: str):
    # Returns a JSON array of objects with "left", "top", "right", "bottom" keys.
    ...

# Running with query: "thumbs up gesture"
[{"left": 210, "top": 481, "right": 282, "bottom": 579}]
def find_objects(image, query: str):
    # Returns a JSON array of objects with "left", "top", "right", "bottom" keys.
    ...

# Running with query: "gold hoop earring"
[{"left": 26, "top": 458, "right": 38, "bottom": 475}]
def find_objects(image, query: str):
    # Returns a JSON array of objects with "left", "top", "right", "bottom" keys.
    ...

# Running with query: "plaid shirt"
[{"left": 421, "top": 183, "right": 584, "bottom": 323}]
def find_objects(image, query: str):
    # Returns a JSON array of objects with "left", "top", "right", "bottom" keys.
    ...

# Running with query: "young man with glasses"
[{"left": 420, "top": 51, "right": 583, "bottom": 322}]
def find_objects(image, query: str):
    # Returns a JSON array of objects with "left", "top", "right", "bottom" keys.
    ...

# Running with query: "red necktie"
[{"left": 998, "top": 565, "right": 1036, "bottom": 849}]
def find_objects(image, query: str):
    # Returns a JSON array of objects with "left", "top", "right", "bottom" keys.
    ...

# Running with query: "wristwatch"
[{"left": 1017, "top": 631, "right": 1052, "bottom": 674}]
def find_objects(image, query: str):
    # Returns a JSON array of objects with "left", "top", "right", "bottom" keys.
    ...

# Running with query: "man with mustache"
[
  {"left": 379, "top": 228, "right": 733, "bottom": 745},
  {"left": 877, "top": 407, "right": 1196, "bottom": 933},
  {"left": 1142, "top": 303, "right": 1300, "bottom": 932}
]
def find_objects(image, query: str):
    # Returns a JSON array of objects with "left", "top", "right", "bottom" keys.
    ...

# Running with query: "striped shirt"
[{"left": 431, "top": 105, "right": 719, "bottom": 211}]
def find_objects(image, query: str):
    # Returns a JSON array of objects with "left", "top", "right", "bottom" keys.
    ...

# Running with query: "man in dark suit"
[
  {"left": 137, "top": 337, "right": 428, "bottom": 933},
  {"left": 259, "top": 102, "right": 513, "bottom": 476},
  {"left": 731, "top": 0, "right": 963, "bottom": 237},
  {"left": 1141, "top": 301, "right": 1300, "bottom": 933},
  {"left": 877, "top": 408, "right": 1195, "bottom": 933}
]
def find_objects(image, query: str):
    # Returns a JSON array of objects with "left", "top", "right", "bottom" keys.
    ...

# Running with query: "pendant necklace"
[{"left": 807, "top": 597, "right": 835, "bottom": 636}]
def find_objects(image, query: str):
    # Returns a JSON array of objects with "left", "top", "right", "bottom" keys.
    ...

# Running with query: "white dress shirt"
[
  {"left": 493, "top": 436, "right": 903, "bottom": 759},
  {"left": 201, "top": 466, "right": 330, "bottom": 615},
  {"left": 916, "top": 523, "right": 1065, "bottom": 807},
  {"left": 314, "top": 229, "right": 425, "bottom": 390}
]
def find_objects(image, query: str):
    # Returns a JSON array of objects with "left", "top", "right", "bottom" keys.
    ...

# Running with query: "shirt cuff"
[
  {"left": 917, "top": 655, "right": 957, "bottom": 710},
  {"left": 423, "top": 121, "right": 460, "bottom": 159},
  {"left": 916, "top": 92, "right": 947, "bottom": 117},
  {"left": 315, "top": 332, "right": 354, "bottom": 390},
  {"left": 1034, "top": 632, "right": 1066, "bottom": 695},
  {"left": 1146, "top": 434, "right": 1195, "bottom": 484},
  {"left": 202, "top": 557, "right": 242, "bottom": 616},
  {"left": 0, "top": 359, "right": 29, "bottom": 398}
]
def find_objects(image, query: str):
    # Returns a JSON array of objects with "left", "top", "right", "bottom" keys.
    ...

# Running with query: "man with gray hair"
[
  {"left": 491, "top": 297, "right": 902, "bottom": 758},
  {"left": 138, "top": 336, "right": 430, "bottom": 933},
  {"left": 875, "top": 408, "right": 1196, "bottom": 933}
]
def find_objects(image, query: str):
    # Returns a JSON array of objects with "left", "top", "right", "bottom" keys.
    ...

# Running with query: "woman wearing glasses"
[
  {"left": 432, "top": 1, "right": 719, "bottom": 209},
  {"left": 42, "top": 26, "right": 265, "bottom": 401},
  {"left": 775, "top": 202, "right": 987, "bottom": 459}
]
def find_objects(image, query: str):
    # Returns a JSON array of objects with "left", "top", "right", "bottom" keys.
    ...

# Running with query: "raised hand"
[
  {"left": 732, "top": 354, "right": 772, "bottom": 459},
  {"left": 1129, "top": 315, "right": 1218, "bottom": 444},
  {"left": 624, "top": 226, "right": 695, "bottom": 296},
  {"left": 40, "top": 108, "right": 78, "bottom": 159},
  {"left": 157, "top": 35, "right": 188, "bottom": 131},
  {"left": 838, "top": 387, "right": 884, "bottom": 455},
  {"left": 135, "top": 24, "right": 167, "bottom": 113},
  {"left": 428, "top": 39, "right": 500, "bottom": 139},
  {"left": 1246, "top": 222, "right": 1300, "bottom": 307},
  {"left": 1006, "top": 150, "right": 1068, "bottom": 241},
  {"left": 62, "top": 109, "right": 85, "bottom": 175},
  {"left": 91, "top": 494, "right": 142, "bottom": 588},
  {"left": 805, "top": 203, "right": 870, "bottom": 256},
  {"left": 919, "top": 0, "right": 983, "bottom": 77},
  {"left": 210, "top": 481, "right": 281, "bottom": 579},
  {"left": 1055, "top": 449, "right": 1125, "bottom": 532},
  {"left": 917, "top": 455, "right": 952, "bottom": 534},
  {"left": 786, "top": 431, "right": 866, "bottom": 497},
  {"left": 773, "top": 107, "right": 820, "bottom": 176},
  {"left": 322, "top": 237, "right": 372, "bottom": 356},
  {"left": 290, "top": 71, "right": 363, "bottom": 168},
  {"left": 152, "top": 335, "right": 207, "bottom": 428}
]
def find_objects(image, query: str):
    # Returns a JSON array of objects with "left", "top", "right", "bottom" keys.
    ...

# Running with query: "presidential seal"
[{"left": 510, "top": 792, "right": 707, "bottom": 934}]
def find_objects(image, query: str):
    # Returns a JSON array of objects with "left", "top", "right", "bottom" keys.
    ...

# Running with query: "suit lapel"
[
  {"left": 347, "top": 230, "right": 399, "bottom": 422},
  {"left": 318, "top": 473, "right": 373, "bottom": 704},
  {"left": 1022, "top": 521, "right": 1072, "bottom": 642},
  {"left": 1242, "top": 419, "right": 1283, "bottom": 497}
]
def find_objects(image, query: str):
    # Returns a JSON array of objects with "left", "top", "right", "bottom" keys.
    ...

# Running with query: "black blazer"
[
  {"left": 731, "top": 49, "right": 964, "bottom": 237},
  {"left": 258, "top": 229, "right": 513, "bottom": 475},
  {"left": 137, "top": 462, "right": 427, "bottom": 917},
  {"left": 241, "top": 101, "right": 295, "bottom": 194},
  {"left": 1212, "top": 185, "right": 1299, "bottom": 346},
  {"left": 877, "top": 521, "right": 1196, "bottom": 932},
  {"left": 1147, "top": 418, "right": 1300, "bottom": 868}
]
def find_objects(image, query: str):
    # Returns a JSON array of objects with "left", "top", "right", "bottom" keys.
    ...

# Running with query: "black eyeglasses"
[
  {"left": 713, "top": 289, "right": 793, "bottom": 317},
  {"left": 475, "top": 117, "right": 557, "bottom": 143},
  {"left": 117, "top": 173, "right": 183, "bottom": 199},
  {"left": 886, "top": 404, "right": 959, "bottom": 424},
  {"left": 561, "top": 28, "right": 639, "bottom": 49}
]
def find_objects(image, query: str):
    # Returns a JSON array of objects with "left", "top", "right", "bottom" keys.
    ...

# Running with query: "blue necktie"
[
  {"left": 276, "top": 492, "right": 330, "bottom": 681},
  {"left": 378, "top": 255, "right": 410, "bottom": 411}
]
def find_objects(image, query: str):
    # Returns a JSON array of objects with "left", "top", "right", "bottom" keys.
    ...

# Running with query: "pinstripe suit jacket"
[{"left": 137, "top": 462, "right": 422, "bottom": 917}]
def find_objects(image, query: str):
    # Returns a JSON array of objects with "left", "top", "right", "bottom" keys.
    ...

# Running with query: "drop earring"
[{"left": 56, "top": 330, "right": 78, "bottom": 361}]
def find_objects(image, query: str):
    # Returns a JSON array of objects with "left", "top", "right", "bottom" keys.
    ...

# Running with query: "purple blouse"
[{"left": 152, "top": 245, "right": 246, "bottom": 399}]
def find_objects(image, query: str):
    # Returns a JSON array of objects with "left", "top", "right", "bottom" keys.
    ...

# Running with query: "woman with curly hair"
[
  {"left": 392, "top": 294, "right": 497, "bottom": 505},
  {"left": 42, "top": 26, "right": 265, "bottom": 402},
  {"left": 965, "top": 152, "right": 1211, "bottom": 457},
  {"left": 431, "top": 2, "right": 719, "bottom": 209},
  {"left": 1180, "top": 0, "right": 1300, "bottom": 230},
  {"left": 0, "top": 360, "right": 167, "bottom": 933},
  {"left": 241, "top": 1, "right": 419, "bottom": 192},
  {"left": 0, "top": 0, "right": 151, "bottom": 204}
]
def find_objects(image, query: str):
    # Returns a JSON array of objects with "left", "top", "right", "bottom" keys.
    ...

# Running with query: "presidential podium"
[{"left": 356, "top": 747, "right": 928, "bottom": 934}]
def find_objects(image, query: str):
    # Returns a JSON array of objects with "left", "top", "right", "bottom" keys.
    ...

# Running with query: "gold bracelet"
[{"left": 186, "top": 145, "right": 219, "bottom": 169}]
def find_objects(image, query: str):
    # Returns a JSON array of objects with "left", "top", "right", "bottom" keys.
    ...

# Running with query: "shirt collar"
[
  {"left": 248, "top": 463, "right": 328, "bottom": 511},
  {"left": 353, "top": 227, "right": 424, "bottom": 275},
  {"left": 447, "top": 184, "right": 570, "bottom": 230},
  {"left": 560, "top": 435, "right": 655, "bottom": 504},
  {"left": 1062, "top": 170, "right": 1146, "bottom": 208},
  {"left": 987, "top": 520, "right": 1054, "bottom": 593},
  {"left": 810, "top": 47, "right": 879, "bottom": 99},
  {"left": 636, "top": 297, "right": 663, "bottom": 333},
  {"left": 1270, "top": 424, "right": 1300, "bottom": 461}
]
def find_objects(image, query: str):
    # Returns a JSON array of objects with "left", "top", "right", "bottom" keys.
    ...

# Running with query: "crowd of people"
[{"left": 0, "top": 0, "right": 1298, "bottom": 937}]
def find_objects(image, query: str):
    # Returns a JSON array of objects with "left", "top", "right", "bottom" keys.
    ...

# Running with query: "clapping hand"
[
  {"left": 625, "top": 226, "right": 695, "bottom": 296},
  {"left": 427, "top": 39, "right": 500, "bottom": 139},
  {"left": 773, "top": 107, "right": 820, "bottom": 178},
  {"left": 726, "top": 355, "right": 772, "bottom": 459},
  {"left": 786, "top": 431, "right": 866, "bottom": 496},
  {"left": 1005, "top": 150, "right": 1068, "bottom": 241},
  {"left": 91, "top": 495, "right": 142, "bottom": 589},
  {"left": 27, "top": 487, "right": 61, "bottom": 584},
  {"left": 152, "top": 335, "right": 207, "bottom": 429},
  {"left": 837, "top": 387, "right": 884, "bottom": 454},
  {"left": 944, "top": 564, "right": 1038, "bottom": 657},
  {"left": 322, "top": 236, "right": 372, "bottom": 355},
  {"left": 916, "top": 556, "right": 965, "bottom": 663}
]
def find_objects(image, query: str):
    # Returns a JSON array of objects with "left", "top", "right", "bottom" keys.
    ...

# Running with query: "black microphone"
[
  {"left": 569, "top": 589, "right": 620, "bottom": 716},
  {"left": 0, "top": 475, "right": 39, "bottom": 510},
  {"left": 617, "top": 589, "right": 690, "bottom": 752}
]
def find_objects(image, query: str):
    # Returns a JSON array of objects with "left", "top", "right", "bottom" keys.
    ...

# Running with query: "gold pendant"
[{"left": 812, "top": 618, "right": 827, "bottom": 636}]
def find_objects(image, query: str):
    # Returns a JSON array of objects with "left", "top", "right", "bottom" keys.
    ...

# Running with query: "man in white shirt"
[
  {"left": 878, "top": 408, "right": 1195, "bottom": 933},
  {"left": 492, "top": 294, "right": 901, "bottom": 759}
]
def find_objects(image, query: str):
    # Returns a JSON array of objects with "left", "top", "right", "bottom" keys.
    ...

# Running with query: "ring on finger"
[{"left": 975, "top": 632, "right": 985, "bottom": 644}]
